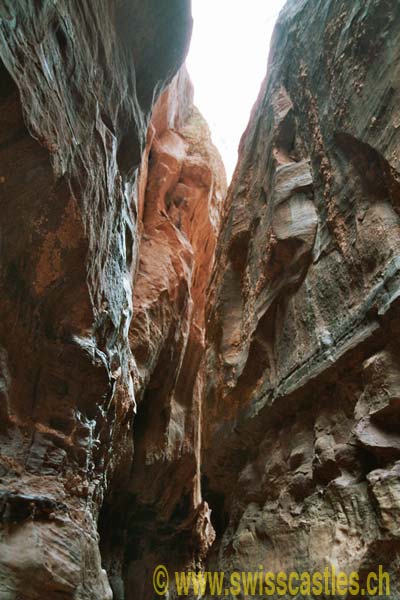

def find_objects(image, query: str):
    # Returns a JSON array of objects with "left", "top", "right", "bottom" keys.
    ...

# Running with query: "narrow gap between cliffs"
[{"left": 186, "top": 0, "right": 285, "bottom": 183}]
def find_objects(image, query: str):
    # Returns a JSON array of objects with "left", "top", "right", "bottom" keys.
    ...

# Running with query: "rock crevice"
[{"left": 1, "top": 0, "right": 400, "bottom": 598}]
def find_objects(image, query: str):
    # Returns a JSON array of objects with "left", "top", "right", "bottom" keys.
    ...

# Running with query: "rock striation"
[
  {"left": 0, "top": 1, "right": 195, "bottom": 598},
  {"left": 202, "top": 0, "right": 400, "bottom": 594},
  {"left": 1, "top": 0, "right": 400, "bottom": 598},
  {"left": 100, "top": 68, "right": 226, "bottom": 599}
]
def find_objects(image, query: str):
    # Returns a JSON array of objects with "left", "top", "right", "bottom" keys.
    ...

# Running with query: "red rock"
[
  {"left": 2, "top": 0, "right": 400, "bottom": 597},
  {"left": 0, "top": 2, "right": 192, "bottom": 597},
  {"left": 115, "top": 69, "right": 226, "bottom": 593}
]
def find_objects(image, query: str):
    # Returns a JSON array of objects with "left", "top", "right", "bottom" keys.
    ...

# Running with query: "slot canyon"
[{"left": 0, "top": 0, "right": 400, "bottom": 598}]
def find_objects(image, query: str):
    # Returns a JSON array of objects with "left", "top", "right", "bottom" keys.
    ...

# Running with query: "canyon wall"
[
  {"left": 0, "top": 2, "right": 197, "bottom": 598},
  {"left": 100, "top": 69, "right": 226, "bottom": 599},
  {"left": 1, "top": 0, "right": 400, "bottom": 599},
  {"left": 202, "top": 0, "right": 400, "bottom": 595}
]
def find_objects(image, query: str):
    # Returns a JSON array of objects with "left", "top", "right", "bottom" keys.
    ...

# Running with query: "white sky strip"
[{"left": 187, "top": 0, "right": 285, "bottom": 181}]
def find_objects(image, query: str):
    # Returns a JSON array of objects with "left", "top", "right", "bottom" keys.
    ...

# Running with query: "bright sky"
[{"left": 186, "top": 0, "right": 285, "bottom": 181}]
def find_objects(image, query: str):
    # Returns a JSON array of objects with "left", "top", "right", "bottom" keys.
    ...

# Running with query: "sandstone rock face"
[
  {"left": 0, "top": 2, "right": 193, "bottom": 598},
  {"left": 99, "top": 69, "right": 226, "bottom": 599},
  {"left": 202, "top": 0, "right": 400, "bottom": 593},
  {"left": 2, "top": 0, "right": 400, "bottom": 598}
]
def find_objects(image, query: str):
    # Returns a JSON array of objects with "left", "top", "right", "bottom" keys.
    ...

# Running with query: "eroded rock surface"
[
  {"left": 202, "top": 0, "right": 400, "bottom": 594},
  {"left": 2, "top": 0, "right": 400, "bottom": 598},
  {"left": 99, "top": 68, "right": 226, "bottom": 600},
  {"left": 0, "top": 1, "right": 192, "bottom": 598}
]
